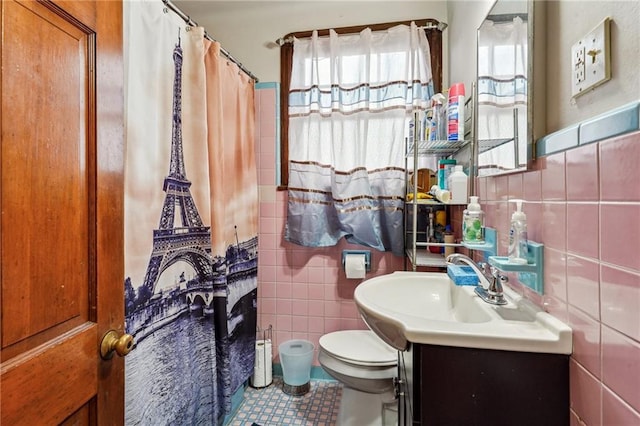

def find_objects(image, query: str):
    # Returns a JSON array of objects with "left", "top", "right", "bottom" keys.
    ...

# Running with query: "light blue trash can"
[{"left": 278, "top": 339, "right": 314, "bottom": 396}]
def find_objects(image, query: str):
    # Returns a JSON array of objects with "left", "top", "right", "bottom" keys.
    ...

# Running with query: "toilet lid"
[{"left": 319, "top": 330, "right": 397, "bottom": 366}]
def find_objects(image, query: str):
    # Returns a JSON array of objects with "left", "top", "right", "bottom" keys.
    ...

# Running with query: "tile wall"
[
  {"left": 255, "top": 84, "right": 640, "bottom": 424},
  {"left": 477, "top": 130, "right": 640, "bottom": 425}
]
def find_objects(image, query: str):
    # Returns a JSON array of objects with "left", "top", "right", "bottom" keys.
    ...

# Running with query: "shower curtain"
[{"left": 123, "top": 1, "right": 257, "bottom": 424}]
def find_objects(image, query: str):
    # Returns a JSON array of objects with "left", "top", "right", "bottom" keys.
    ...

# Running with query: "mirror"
[{"left": 475, "top": 0, "right": 543, "bottom": 176}]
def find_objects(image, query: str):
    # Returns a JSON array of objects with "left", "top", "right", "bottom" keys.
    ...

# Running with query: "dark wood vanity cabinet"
[{"left": 402, "top": 343, "right": 570, "bottom": 426}]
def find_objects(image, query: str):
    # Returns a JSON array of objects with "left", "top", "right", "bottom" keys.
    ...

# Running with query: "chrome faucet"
[{"left": 446, "top": 253, "right": 508, "bottom": 305}]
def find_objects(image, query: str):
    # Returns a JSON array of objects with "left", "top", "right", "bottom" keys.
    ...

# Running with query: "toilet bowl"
[{"left": 318, "top": 330, "right": 397, "bottom": 393}]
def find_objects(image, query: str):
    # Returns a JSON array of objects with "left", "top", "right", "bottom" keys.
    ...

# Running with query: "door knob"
[{"left": 100, "top": 329, "right": 134, "bottom": 360}]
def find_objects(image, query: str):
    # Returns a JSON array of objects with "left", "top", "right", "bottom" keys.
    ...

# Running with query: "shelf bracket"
[
  {"left": 487, "top": 240, "right": 544, "bottom": 294},
  {"left": 462, "top": 227, "right": 497, "bottom": 258}
]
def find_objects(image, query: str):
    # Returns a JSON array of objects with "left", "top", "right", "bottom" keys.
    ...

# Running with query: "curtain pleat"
[{"left": 204, "top": 40, "right": 259, "bottom": 417}]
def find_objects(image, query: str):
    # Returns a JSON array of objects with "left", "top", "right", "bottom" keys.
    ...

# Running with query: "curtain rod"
[
  {"left": 162, "top": 0, "right": 259, "bottom": 82},
  {"left": 275, "top": 19, "right": 447, "bottom": 46}
]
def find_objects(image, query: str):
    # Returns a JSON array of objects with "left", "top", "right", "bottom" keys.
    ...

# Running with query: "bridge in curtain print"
[{"left": 124, "top": 35, "right": 257, "bottom": 344}]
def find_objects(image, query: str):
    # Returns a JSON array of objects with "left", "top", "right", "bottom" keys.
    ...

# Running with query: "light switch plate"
[{"left": 571, "top": 17, "right": 611, "bottom": 98}]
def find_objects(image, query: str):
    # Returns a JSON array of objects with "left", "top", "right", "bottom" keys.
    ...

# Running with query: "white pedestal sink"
[{"left": 354, "top": 271, "right": 572, "bottom": 354}]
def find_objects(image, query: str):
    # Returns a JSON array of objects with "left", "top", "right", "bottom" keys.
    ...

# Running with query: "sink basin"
[{"left": 354, "top": 271, "right": 572, "bottom": 354}]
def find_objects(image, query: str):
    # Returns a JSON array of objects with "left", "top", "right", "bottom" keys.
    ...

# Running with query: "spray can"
[{"left": 447, "top": 83, "right": 465, "bottom": 141}]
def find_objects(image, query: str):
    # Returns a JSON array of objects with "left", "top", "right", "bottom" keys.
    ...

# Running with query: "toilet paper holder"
[{"left": 341, "top": 250, "right": 371, "bottom": 272}]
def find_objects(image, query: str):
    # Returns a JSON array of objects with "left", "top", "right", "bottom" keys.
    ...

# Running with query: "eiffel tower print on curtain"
[
  {"left": 124, "top": 29, "right": 225, "bottom": 425},
  {"left": 123, "top": 33, "right": 222, "bottom": 340},
  {"left": 141, "top": 38, "right": 213, "bottom": 299}
]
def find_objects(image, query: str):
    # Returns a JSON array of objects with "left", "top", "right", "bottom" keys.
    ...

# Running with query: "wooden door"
[{"left": 1, "top": 0, "right": 124, "bottom": 424}]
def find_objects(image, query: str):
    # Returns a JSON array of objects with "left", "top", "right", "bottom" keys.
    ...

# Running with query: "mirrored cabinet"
[{"left": 474, "top": 0, "right": 546, "bottom": 176}]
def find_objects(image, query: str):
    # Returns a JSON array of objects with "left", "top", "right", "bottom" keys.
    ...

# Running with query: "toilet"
[{"left": 318, "top": 329, "right": 397, "bottom": 393}]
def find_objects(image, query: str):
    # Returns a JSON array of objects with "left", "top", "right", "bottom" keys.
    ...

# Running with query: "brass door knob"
[{"left": 100, "top": 329, "right": 134, "bottom": 360}]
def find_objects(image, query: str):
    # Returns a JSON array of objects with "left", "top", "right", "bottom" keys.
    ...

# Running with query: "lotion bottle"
[{"left": 508, "top": 199, "right": 528, "bottom": 264}]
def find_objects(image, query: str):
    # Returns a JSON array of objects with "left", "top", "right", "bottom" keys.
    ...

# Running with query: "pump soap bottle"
[
  {"left": 508, "top": 199, "right": 528, "bottom": 264},
  {"left": 463, "top": 196, "right": 484, "bottom": 243}
]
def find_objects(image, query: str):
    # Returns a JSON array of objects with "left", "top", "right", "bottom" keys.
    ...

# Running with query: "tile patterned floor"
[{"left": 228, "top": 377, "right": 343, "bottom": 426}]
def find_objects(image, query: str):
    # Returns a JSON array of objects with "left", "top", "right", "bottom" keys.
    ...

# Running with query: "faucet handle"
[
  {"left": 489, "top": 265, "right": 499, "bottom": 278},
  {"left": 488, "top": 271, "right": 508, "bottom": 295}
]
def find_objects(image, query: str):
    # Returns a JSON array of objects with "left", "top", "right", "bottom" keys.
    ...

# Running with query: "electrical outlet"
[
  {"left": 571, "top": 17, "right": 612, "bottom": 98},
  {"left": 573, "top": 45, "right": 586, "bottom": 84},
  {"left": 575, "top": 66, "right": 585, "bottom": 84},
  {"left": 575, "top": 45, "right": 585, "bottom": 65}
]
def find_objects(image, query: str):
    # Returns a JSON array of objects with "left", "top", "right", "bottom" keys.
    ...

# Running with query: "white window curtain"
[
  {"left": 284, "top": 23, "right": 434, "bottom": 256},
  {"left": 477, "top": 16, "right": 528, "bottom": 174}
]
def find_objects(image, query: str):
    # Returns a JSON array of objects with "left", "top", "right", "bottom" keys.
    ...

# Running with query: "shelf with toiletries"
[
  {"left": 404, "top": 199, "right": 466, "bottom": 206},
  {"left": 404, "top": 227, "right": 498, "bottom": 269},
  {"left": 406, "top": 139, "right": 470, "bottom": 157},
  {"left": 404, "top": 146, "right": 470, "bottom": 271},
  {"left": 406, "top": 136, "right": 513, "bottom": 160},
  {"left": 405, "top": 84, "right": 474, "bottom": 271},
  {"left": 406, "top": 135, "right": 515, "bottom": 157},
  {"left": 404, "top": 202, "right": 452, "bottom": 269}
]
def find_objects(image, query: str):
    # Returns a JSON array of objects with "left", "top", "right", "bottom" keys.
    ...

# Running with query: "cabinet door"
[{"left": 417, "top": 344, "right": 569, "bottom": 425}]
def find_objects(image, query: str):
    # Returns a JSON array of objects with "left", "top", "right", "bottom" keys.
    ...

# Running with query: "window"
[{"left": 278, "top": 19, "right": 444, "bottom": 188}]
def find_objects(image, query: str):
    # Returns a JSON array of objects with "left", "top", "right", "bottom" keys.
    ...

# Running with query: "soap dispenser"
[
  {"left": 508, "top": 199, "right": 528, "bottom": 264},
  {"left": 462, "top": 196, "right": 484, "bottom": 243}
]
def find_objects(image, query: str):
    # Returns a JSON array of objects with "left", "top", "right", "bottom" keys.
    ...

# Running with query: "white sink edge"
[{"left": 354, "top": 271, "right": 573, "bottom": 355}]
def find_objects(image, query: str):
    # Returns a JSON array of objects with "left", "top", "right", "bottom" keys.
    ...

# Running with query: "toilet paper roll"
[
  {"left": 345, "top": 253, "right": 366, "bottom": 279},
  {"left": 251, "top": 339, "right": 273, "bottom": 388}
]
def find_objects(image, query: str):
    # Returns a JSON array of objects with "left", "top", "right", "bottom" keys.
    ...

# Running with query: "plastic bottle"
[
  {"left": 430, "top": 93, "right": 446, "bottom": 141},
  {"left": 447, "top": 83, "right": 465, "bottom": 141},
  {"left": 508, "top": 199, "right": 529, "bottom": 264},
  {"left": 422, "top": 111, "right": 430, "bottom": 141},
  {"left": 448, "top": 165, "right": 468, "bottom": 204},
  {"left": 438, "top": 159, "right": 456, "bottom": 190},
  {"left": 436, "top": 101, "right": 447, "bottom": 140},
  {"left": 430, "top": 185, "right": 450, "bottom": 203},
  {"left": 462, "top": 196, "right": 485, "bottom": 243}
]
